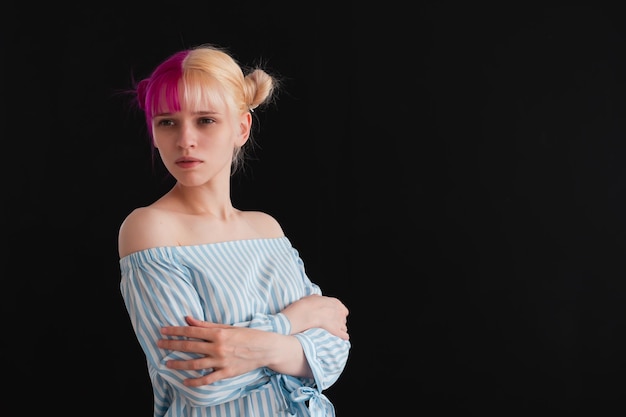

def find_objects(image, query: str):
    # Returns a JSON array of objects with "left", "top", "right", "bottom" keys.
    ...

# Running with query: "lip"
[{"left": 175, "top": 156, "right": 203, "bottom": 168}]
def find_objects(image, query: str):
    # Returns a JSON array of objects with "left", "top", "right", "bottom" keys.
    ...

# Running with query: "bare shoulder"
[
  {"left": 118, "top": 208, "right": 285, "bottom": 258},
  {"left": 118, "top": 206, "right": 172, "bottom": 258},
  {"left": 240, "top": 210, "right": 285, "bottom": 238}
]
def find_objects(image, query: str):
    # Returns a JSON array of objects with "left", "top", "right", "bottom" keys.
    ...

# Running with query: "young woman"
[{"left": 118, "top": 43, "right": 351, "bottom": 417}]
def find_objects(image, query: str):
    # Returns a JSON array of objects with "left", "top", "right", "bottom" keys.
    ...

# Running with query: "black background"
[{"left": 5, "top": 3, "right": 626, "bottom": 416}]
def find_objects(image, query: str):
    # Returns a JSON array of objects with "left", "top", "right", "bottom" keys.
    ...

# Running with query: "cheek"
[{"left": 152, "top": 131, "right": 175, "bottom": 148}]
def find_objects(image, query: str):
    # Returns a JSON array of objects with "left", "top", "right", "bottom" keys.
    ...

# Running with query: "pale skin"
[{"left": 118, "top": 95, "right": 349, "bottom": 387}]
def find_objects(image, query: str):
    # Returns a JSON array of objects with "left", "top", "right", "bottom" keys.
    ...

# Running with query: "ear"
[{"left": 236, "top": 111, "right": 252, "bottom": 147}]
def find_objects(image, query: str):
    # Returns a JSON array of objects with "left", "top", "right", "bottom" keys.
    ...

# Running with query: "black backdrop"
[{"left": 5, "top": 3, "right": 626, "bottom": 416}]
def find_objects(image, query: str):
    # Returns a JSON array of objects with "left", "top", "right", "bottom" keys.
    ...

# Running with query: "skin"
[
  {"left": 118, "top": 93, "right": 349, "bottom": 387},
  {"left": 159, "top": 293, "right": 348, "bottom": 387}
]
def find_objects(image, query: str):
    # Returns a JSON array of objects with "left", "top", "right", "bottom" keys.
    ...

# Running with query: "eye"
[
  {"left": 199, "top": 117, "right": 215, "bottom": 125},
  {"left": 156, "top": 119, "right": 175, "bottom": 127}
]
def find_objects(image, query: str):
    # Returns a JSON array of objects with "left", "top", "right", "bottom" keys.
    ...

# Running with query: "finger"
[
  {"left": 157, "top": 339, "right": 212, "bottom": 353},
  {"left": 337, "top": 325, "right": 349, "bottom": 340},
  {"left": 165, "top": 358, "right": 214, "bottom": 371},
  {"left": 183, "top": 371, "right": 223, "bottom": 387},
  {"left": 185, "top": 316, "right": 232, "bottom": 329},
  {"left": 160, "top": 325, "right": 222, "bottom": 338}
]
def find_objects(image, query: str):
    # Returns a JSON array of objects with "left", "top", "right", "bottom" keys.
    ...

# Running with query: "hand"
[
  {"left": 157, "top": 316, "right": 297, "bottom": 386},
  {"left": 281, "top": 294, "right": 349, "bottom": 340}
]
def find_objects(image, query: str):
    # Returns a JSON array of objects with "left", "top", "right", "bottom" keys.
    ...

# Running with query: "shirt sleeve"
[
  {"left": 287, "top": 248, "right": 351, "bottom": 391},
  {"left": 119, "top": 245, "right": 350, "bottom": 409},
  {"left": 243, "top": 247, "right": 351, "bottom": 391},
  {"left": 120, "top": 249, "right": 275, "bottom": 407}
]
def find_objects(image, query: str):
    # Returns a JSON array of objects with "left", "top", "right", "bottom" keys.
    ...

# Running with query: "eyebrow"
[{"left": 153, "top": 110, "right": 221, "bottom": 118}]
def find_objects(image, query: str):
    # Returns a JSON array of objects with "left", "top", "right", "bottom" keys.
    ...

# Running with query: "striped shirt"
[{"left": 120, "top": 237, "right": 350, "bottom": 417}]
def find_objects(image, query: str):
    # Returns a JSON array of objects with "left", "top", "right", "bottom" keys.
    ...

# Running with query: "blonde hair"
[{"left": 134, "top": 43, "right": 279, "bottom": 174}]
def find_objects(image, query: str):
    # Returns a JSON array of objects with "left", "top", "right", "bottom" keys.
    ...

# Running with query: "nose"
[{"left": 177, "top": 121, "right": 197, "bottom": 149}]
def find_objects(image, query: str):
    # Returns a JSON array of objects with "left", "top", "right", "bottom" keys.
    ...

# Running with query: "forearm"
[
  {"left": 260, "top": 332, "right": 313, "bottom": 378},
  {"left": 159, "top": 318, "right": 314, "bottom": 385},
  {"left": 280, "top": 294, "right": 350, "bottom": 340},
  {"left": 155, "top": 290, "right": 350, "bottom": 387}
]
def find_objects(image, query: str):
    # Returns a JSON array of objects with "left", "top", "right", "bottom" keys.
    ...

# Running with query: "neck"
[{"left": 169, "top": 182, "right": 236, "bottom": 219}]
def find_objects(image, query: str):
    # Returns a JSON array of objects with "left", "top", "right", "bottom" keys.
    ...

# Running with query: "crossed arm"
[{"left": 157, "top": 294, "right": 350, "bottom": 387}]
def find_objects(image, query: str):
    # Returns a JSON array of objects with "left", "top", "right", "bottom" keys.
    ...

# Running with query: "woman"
[{"left": 118, "top": 43, "right": 351, "bottom": 417}]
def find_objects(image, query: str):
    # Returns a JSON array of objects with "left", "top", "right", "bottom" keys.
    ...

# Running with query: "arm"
[
  {"left": 159, "top": 317, "right": 313, "bottom": 384},
  {"left": 159, "top": 251, "right": 351, "bottom": 390},
  {"left": 120, "top": 253, "right": 287, "bottom": 407},
  {"left": 159, "top": 293, "right": 350, "bottom": 386},
  {"left": 281, "top": 294, "right": 350, "bottom": 340}
]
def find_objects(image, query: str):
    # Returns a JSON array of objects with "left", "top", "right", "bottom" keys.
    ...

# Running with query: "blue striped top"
[{"left": 120, "top": 237, "right": 350, "bottom": 417}]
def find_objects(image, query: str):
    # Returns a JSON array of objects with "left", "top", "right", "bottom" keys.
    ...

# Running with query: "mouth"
[{"left": 175, "top": 157, "right": 202, "bottom": 168}]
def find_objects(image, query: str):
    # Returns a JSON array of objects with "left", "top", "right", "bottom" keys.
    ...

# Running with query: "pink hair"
[
  {"left": 129, "top": 44, "right": 277, "bottom": 175},
  {"left": 135, "top": 50, "right": 189, "bottom": 138}
]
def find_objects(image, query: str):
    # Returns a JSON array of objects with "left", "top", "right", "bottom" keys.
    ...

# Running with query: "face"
[{"left": 151, "top": 97, "right": 251, "bottom": 187}]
